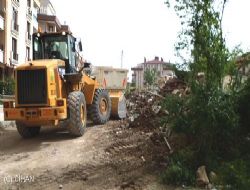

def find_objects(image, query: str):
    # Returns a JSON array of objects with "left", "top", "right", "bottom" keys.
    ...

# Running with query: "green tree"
[
  {"left": 144, "top": 68, "right": 157, "bottom": 87},
  {"left": 162, "top": 0, "right": 249, "bottom": 187}
]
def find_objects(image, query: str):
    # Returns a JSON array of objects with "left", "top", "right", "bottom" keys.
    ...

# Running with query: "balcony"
[
  {"left": 26, "top": 7, "right": 32, "bottom": 20},
  {"left": 11, "top": 51, "right": 18, "bottom": 65},
  {"left": 0, "top": 15, "right": 4, "bottom": 30}
]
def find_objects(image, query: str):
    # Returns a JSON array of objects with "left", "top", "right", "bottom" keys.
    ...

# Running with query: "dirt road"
[{"left": 0, "top": 121, "right": 173, "bottom": 190}]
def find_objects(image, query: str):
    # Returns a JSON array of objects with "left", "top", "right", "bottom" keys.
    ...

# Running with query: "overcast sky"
[{"left": 52, "top": 0, "right": 250, "bottom": 80}]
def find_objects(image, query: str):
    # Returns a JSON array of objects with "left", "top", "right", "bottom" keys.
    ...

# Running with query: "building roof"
[
  {"left": 131, "top": 67, "right": 143, "bottom": 71},
  {"left": 142, "top": 56, "right": 168, "bottom": 64},
  {"left": 38, "top": 14, "right": 61, "bottom": 28},
  {"left": 37, "top": 14, "right": 71, "bottom": 32},
  {"left": 131, "top": 56, "right": 174, "bottom": 71}
]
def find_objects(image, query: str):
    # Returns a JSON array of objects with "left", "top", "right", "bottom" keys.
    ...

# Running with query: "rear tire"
[
  {"left": 67, "top": 91, "right": 87, "bottom": 137},
  {"left": 89, "top": 89, "right": 111, "bottom": 125},
  {"left": 16, "top": 122, "right": 40, "bottom": 138}
]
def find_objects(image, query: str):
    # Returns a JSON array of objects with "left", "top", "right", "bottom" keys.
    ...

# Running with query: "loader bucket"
[{"left": 110, "top": 93, "right": 127, "bottom": 119}]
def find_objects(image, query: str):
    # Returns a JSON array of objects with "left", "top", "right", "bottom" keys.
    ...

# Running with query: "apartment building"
[
  {"left": 0, "top": 0, "right": 70, "bottom": 80},
  {"left": 38, "top": 0, "right": 70, "bottom": 33},
  {"left": 131, "top": 56, "right": 175, "bottom": 90},
  {"left": 0, "top": 0, "right": 6, "bottom": 79},
  {"left": 0, "top": 0, "right": 41, "bottom": 80}
]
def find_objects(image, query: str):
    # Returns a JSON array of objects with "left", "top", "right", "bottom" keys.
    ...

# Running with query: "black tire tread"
[
  {"left": 67, "top": 91, "right": 87, "bottom": 137},
  {"left": 89, "top": 89, "right": 111, "bottom": 125},
  {"left": 16, "top": 122, "right": 40, "bottom": 138}
]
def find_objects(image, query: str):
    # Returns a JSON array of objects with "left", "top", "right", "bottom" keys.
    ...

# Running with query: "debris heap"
[
  {"left": 126, "top": 78, "right": 188, "bottom": 128},
  {"left": 160, "top": 78, "right": 188, "bottom": 96}
]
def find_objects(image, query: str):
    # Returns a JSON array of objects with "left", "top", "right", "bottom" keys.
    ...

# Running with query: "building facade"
[
  {"left": 0, "top": 0, "right": 6, "bottom": 79},
  {"left": 0, "top": 0, "right": 70, "bottom": 81},
  {"left": 0, "top": 0, "right": 41, "bottom": 80},
  {"left": 37, "top": 0, "right": 70, "bottom": 33},
  {"left": 131, "top": 56, "right": 175, "bottom": 90}
]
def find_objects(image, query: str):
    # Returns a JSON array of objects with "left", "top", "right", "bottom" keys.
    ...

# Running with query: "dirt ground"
[{"left": 0, "top": 120, "right": 175, "bottom": 190}]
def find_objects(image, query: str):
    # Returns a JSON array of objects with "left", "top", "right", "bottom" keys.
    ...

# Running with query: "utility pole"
[{"left": 121, "top": 50, "right": 123, "bottom": 68}]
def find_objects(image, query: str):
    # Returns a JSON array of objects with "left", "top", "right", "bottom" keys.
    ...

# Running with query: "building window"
[
  {"left": 12, "top": 8, "right": 19, "bottom": 31},
  {"left": 26, "top": 46, "right": 30, "bottom": 61},
  {"left": 27, "top": 22, "right": 31, "bottom": 40},
  {"left": 12, "top": 38, "right": 18, "bottom": 61},
  {"left": 27, "top": 0, "right": 31, "bottom": 8}
]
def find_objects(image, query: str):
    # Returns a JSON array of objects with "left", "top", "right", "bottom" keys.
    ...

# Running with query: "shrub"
[
  {"left": 173, "top": 66, "right": 190, "bottom": 82},
  {"left": 217, "top": 159, "right": 250, "bottom": 190},
  {"left": 0, "top": 78, "right": 15, "bottom": 95},
  {"left": 237, "top": 78, "right": 250, "bottom": 135},
  {"left": 162, "top": 148, "right": 196, "bottom": 185},
  {"left": 163, "top": 85, "right": 239, "bottom": 161}
]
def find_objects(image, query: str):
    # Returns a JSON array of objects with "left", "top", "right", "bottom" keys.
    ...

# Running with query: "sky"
[{"left": 52, "top": 0, "right": 250, "bottom": 80}]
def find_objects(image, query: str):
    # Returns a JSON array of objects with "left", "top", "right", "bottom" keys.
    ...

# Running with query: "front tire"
[
  {"left": 89, "top": 89, "right": 111, "bottom": 125},
  {"left": 16, "top": 122, "right": 41, "bottom": 138},
  {"left": 67, "top": 91, "right": 87, "bottom": 137}
]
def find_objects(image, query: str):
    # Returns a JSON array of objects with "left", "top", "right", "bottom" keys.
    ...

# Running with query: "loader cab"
[{"left": 33, "top": 32, "right": 83, "bottom": 73}]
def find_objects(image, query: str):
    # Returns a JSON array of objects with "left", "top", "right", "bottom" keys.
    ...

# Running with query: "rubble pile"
[
  {"left": 160, "top": 78, "right": 188, "bottom": 96},
  {"left": 126, "top": 91, "right": 163, "bottom": 128},
  {"left": 126, "top": 78, "right": 188, "bottom": 128}
]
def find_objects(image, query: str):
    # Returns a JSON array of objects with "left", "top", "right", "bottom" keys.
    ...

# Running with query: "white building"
[
  {"left": 39, "top": 0, "right": 55, "bottom": 16},
  {"left": 0, "top": 0, "right": 6, "bottom": 78},
  {"left": 131, "top": 56, "right": 175, "bottom": 90},
  {"left": 0, "top": 0, "right": 41, "bottom": 79},
  {"left": 37, "top": 0, "right": 70, "bottom": 33}
]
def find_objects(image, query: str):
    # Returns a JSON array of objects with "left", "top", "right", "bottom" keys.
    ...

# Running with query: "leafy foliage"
[
  {"left": 162, "top": 148, "right": 196, "bottom": 185},
  {"left": 144, "top": 68, "right": 157, "bottom": 86},
  {"left": 217, "top": 159, "right": 250, "bottom": 190},
  {"left": 0, "top": 78, "right": 15, "bottom": 95},
  {"left": 237, "top": 78, "right": 250, "bottom": 134},
  {"left": 172, "top": 65, "right": 189, "bottom": 82},
  {"left": 163, "top": 0, "right": 250, "bottom": 187}
]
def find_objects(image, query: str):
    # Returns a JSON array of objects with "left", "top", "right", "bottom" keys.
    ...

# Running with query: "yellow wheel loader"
[{"left": 3, "top": 32, "right": 128, "bottom": 138}]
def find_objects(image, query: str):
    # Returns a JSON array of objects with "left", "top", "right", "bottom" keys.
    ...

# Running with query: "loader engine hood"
[
  {"left": 16, "top": 59, "right": 65, "bottom": 70},
  {"left": 15, "top": 59, "right": 65, "bottom": 107}
]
